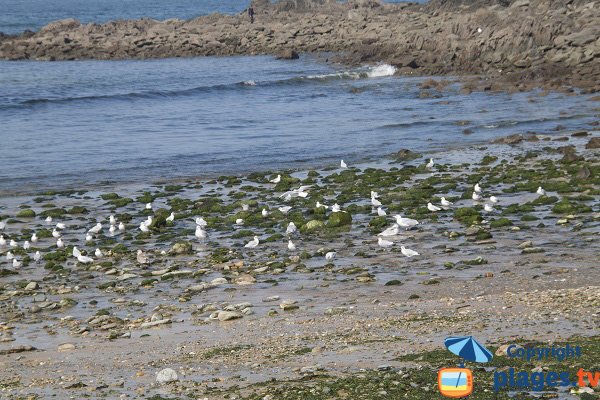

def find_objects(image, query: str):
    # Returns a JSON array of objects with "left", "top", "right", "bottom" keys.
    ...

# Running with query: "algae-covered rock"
[
  {"left": 453, "top": 207, "right": 482, "bottom": 226},
  {"left": 300, "top": 220, "right": 325, "bottom": 233},
  {"left": 327, "top": 212, "right": 352, "bottom": 227},
  {"left": 171, "top": 241, "right": 192, "bottom": 255},
  {"left": 149, "top": 208, "right": 170, "bottom": 230},
  {"left": 16, "top": 209, "right": 36, "bottom": 218}
]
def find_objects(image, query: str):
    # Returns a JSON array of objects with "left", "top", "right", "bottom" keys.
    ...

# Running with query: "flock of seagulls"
[{"left": 0, "top": 158, "right": 554, "bottom": 269}]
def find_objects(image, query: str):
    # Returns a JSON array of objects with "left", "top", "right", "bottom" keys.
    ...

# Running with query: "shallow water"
[{"left": 0, "top": 55, "right": 597, "bottom": 194}]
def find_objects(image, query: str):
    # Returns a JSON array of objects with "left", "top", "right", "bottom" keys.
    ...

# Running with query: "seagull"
[
  {"left": 474, "top": 183, "right": 482, "bottom": 193},
  {"left": 316, "top": 201, "right": 328, "bottom": 209},
  {"left": 245, "top": 236, "right": 259, "bottom": 248},
  {"left": 288, "top": 240, "right": 296, "bottom": 251},
  {"left": 490, "top": 196, "right": 499, "bottom": 203},
  {"left": 12, "top": 258, "right": 22, "bottom": 268},
  {"left": 77, "top": 254, "right": 94, "bottom": 264},
  {"left": 270, "top": 174, "right": 281, "bottom": 184},
  {"left": 52, "top": 229, "right": 61, "bottom": 238},
  {"left": 145, "top": 203, "right": 152, "bottom": 210},
  {"left": 85, "top": 233, "right": 94, "bottom": 242},
  {"left": 109, "top": 215, "right": 117, "bottom": 225},
  {"left": 426, "top": 158, "right": 434, "bottom": 169},
  {"left": 144, "top": 216, "right": 153, "bottom": 227},
  {"left": 371, "top": 191, "right": 380, "bottom": 199},
  {"left": 139, "top": 222, "right": 149, "bottom": 233},
  {"left": 378, "top": 237, "right": 394, "bottom": 248},
  {"left": 477, "top": 27, "right": 483, "bottom": 33},
  {"left": 278, "top": 206, "right": 292, "bottom": 214},
  {"left": 23, "top": 241, "right": 30, "bottom": 250},
  {"left": 472, "top": 192, "right": 482, "bottom": 202},
  {"left": 377, "top": 207, "right": 387, "bottom": 216},
  {"left": 261, "top": 209, "right": 269, "bottom": 217},
  {"left": 118, "top": 222, "right": 126, "bottom": 231},
  {"left": 280, "top": 185, "right": 311, "bottom": 201},
  {"left": 427, "top": 202, "right": 442, "bottom": 212},
  {"left": 286, "top": 222, "right": 297, "bottom": 235},
  {"left": 242, "top": 204, "right": 250, "bottom": 211},
  {"left": 325, "top": 251, "right": 336, "bottom": 261},
  {"left": 88, "top": 223, "right": 102, "bottom": 234},
  {"left": 195, "top": 226, "right": 207, "bottom": 239},
  {"left": 195, "top": 217, "right": 207, "bottom": 227},
  {"left": 236, "top": 218, "right": 244, "bottom": 225},
  {"left": 440, "top": 197, "right": 453, "bottom": 208},
  {"left": 137, "top": 250, "right": 149, "bottom": 264},
  {"left": 484, "top": 203, "right": 494, "bottom": 212},
  {"left": 6, "top": 251, "right": 14, "bottom": 261},
  {"left": 0, "top": 235, "right": 5, "bottom": 246},
  {"left": 31, "top": 233, "right": 38, "bottom": 243},
  {"left": 394, "top": 215, "right": 419, "bottom": 229},
  {"left": 72, "top": 246, "right": 81, "bottom": 258},
  {"left": 378, "top": 224, "right": 400, "bottom": 237},
  {"left": 56, "top": 222, "right": 66, "bottom": 230},
  {"left": 33, "top": 251, "right": 41, "bottom": 263},
  {"left": 537, "top": 186, "right": 546, "bottom": 196},
  {"left": 0, "top": 221, "right": 5, "bottom": 230},
  {"left": 331, "top": 203, "right": 341, "bottom": 213},
  {"left": 45, "top": 216, "right": 53, "bottom": 224},
  {"left": 109, "top": 225, "right": 116, "bottom": 235},
  {"left": 56, "top": 238, "right": 64, "bottom": 248},
  {"left": 371, "top": 197, "right": 382, "bottom": 207},
  {"left": 340, "top": 160, "right": 347, "bottom": 169},
  {"left": 10, "top": 240, "right": 17, "bottom": 248},
  {"left": 166, "top": 212, "right": 175, "bottom": 222},
  {"left": 95, "top": 248, "right": 103, "bottom": 258},
  {"left": 401, "top": 246, "right": 419, "bottom": 258}
]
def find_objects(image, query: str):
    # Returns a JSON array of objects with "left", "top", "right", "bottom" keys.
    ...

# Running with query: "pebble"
[
  {"left": 156, "top": 368, "right": 178, "bottom": 384},
  {"left": 58, "top": 343, "right": 76, "bottom": 352}
]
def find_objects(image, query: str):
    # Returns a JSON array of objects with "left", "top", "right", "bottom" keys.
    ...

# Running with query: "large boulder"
[{"left": 327, "top": 211, "right": 352, "bottom": 227}]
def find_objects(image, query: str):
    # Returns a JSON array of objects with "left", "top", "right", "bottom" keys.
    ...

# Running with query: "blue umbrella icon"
[{"left": 445, "top": 336, "right": 493, "bottom": 364}]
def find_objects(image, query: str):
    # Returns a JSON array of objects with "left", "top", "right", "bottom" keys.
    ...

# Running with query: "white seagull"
[
  {"left": 286, "top": 222, "right": 297, "bottom": 235},
  {"left": 6, "top": 251, "right": 14, "bottom": 261},
  {"left": 484, "top": 203, "right": 494, "bottom": 212},
  {"left": 440, "top": 197, "right": 453, "bottom": 208},
  {"left": 85, "top": 234, "right": 94, "bottom": 241},
  {"left": 56, "top": 238, "right": 64, "bottom": 248},
  {"left": 12, "top": 258, "right": 22, "bottom": 268},
  {"left": 242, "top": 204, "right": 250, "bottom": 211},
  {"left": 537, "top": 186, "right": 546, "bottom": 196},
  {"left": 72, "top": 246, "right": 81, "bottom": 258},
  {"left": 31, "top": 233, "right": 38, "bottom": 243},
  {"left": 145, "top": 203, "right": 152, "bottom": 210},
  {"left": 377, "top": 207, "right": 387, "bottom": 216},
  {"left": 23, "top": 241, "right": 30, "bottom": 250},
  {"left": 474, "top": 183, "right": 482, "bottom": 193},
  {"left": 278, "top": 206, "right": 292, "bottom": 214},
  {"left": 95, "top": 248, "right": 103, "bottom": 258},
  {"left": 331, "top": 203, "right": 341, "bottom": 213},
  {"left": 109, "top": 215, "right": 117, "bottom": 225},
  {"left": 77, "top": 254, "right": 94, "bottom": 264},
  {"left": 394, "top": 215, "right": 419, "bottom": 229},
  {"left": 316, "top": 201, "right": 328, "bottom": 209},
  {"left": 378, "top": 237, "right": 394, "bottom": 248},
  {"left": 427, "top": 202, "right": 442, "bottom": 212},
  {"left": 33, "top": 251, "right": 41, "bottom": 263},
  {"left": 88, "top": 223, "right": 102, "bottom": 234},
  {"left": 10, "top": 240, "right": 17, "bottom": 248},
  {"left": 55, "top": 222, "right": 66, "bottom": 230},
  {"left": 245, "top": 236, "right": 259, "bottom": 248},
  {"left": 195, "top": 226, "right": 207, "bottom": 239},
  {"left": 195, "top": 217, "right": 207, "bottom": 227},
  {"left": 426, "top": 158, "right": 434, "bottom": 169},
  {"left": 340, "top": 160, "right": 347, "bottom": 169},
  {"left": 166, "top": 212, "right": 175, "bottom": 222},
  {"left": 401, "top": 246, "right": 419, "bottom": 258},
  {"left": 0, "top": 235, "right": 5, "bottom": 246},
  {"left": 288, "top": 240, "right": 296, "bottom": 251},
  {"left": 45, "top": 216, "right": 53, "bottom": 224},
  {"left": 371, "top": 197, "right": 382, "bottom": 207},
  {"left": 139, "top": 222, "right": 149, "bottom": 233},
  {"left": 118, "top": 222, "right": 126, "bottom": 231},
  {"left": 472, "top": 192, "right": 482, "bottom": 202},
  {"left": 325, "top": 251, "right": 336, "bottom": 261},
  {"left": 261, "top": 209, "right": 269, "bottom": 217},
  {"left": 378, "top": 224, "right": 400, "bottom": 237},
  {"left": 270, "top": 175, "right": 281, "bottom": 184},
  {"left": 52, "top": 229, "right": 61, "bottom": 238},
  {"left": 236, "top": 218, "right": 244, "bottom": 225},
  {"left": 490, "top": 196, "right": 499, "bottom": 203}
]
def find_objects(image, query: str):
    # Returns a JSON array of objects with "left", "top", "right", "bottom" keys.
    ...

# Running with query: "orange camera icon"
[{"left": 438, "top": 367, "right": 473, "bottom": 398}]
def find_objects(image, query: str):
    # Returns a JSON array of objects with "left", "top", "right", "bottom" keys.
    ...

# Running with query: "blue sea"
[{"left": 0, "top": 1, "right": 596, "bottom": 193}]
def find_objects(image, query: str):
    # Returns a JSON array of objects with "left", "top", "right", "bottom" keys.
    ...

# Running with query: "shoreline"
[{"left": 1, "top": 0, "right": 598, "bottom": 92}]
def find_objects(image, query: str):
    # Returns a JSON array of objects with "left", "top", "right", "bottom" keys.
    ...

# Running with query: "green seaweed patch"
[
  {"left": 327, "top": 212, "right": 352, "bottom": 228},
  {"left": 454, "top": 207, "right": 482, "bottom": 226},
  {"left": 39, "top": 208, "right": 67, "bottom": 218},
  {"left": 16, "top": 209, "right": 36, "bottom": 218},
  {"left": 100, "top": 193, "right": 121, "bottom": 200},
  {"left": 552, "top": 199, "right": 592, "bottom": 214},
  {"left": 149, "top": 208, "right": 171, "bottom": 231},
  {"left": 489, "top": 218, "right": 513, "bottom": 228},
  {"left": 67, "top": 206, "right": 88, "bottom": 214},
  {"left": 109, "top": 197, "right": 133, "bottom": 208},
  {"left": 300, "top": 220, "right": 325, "bottom": 234}
]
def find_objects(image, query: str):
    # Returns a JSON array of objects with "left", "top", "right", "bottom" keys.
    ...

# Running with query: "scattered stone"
[{"left": 156, "top": 368, "right": 178, "bottom": 384}]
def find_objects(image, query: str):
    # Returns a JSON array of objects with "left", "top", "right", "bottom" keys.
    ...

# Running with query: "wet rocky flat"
[{"left": 0, "top": 131, "right": 599, "bottom": 399}]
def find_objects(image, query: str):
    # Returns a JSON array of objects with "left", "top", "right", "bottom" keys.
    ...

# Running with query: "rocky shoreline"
[{"left": 1, "top": 0, "right": 599, "bottom": 91}]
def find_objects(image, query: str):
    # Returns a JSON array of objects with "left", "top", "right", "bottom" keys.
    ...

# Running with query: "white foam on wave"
[
  {"left": 242, "top": 80, "right": 257, "bottom": 86},
  {"left": 367, "top": 64, "right": 397, "bottom": 78}
]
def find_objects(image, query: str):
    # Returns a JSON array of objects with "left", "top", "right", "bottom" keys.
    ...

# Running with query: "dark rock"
[
  {"left": 585, "top": 137, "right": 600, "bottom": 149},
  {"left": 276, "top": 49, "right": 299, "bottom": 60},
  {"left": 492, "top": 134, "right": 523, "bottom": 145}
]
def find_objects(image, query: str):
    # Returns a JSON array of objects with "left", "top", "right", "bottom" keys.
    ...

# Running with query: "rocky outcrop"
[{"left": 0, "top": 0, "right": 598, "bottom": 90}]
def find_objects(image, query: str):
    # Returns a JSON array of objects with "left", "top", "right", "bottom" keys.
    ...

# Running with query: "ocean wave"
[{"left": 1, "top": 64, "right": 397, "bottom": 109}]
